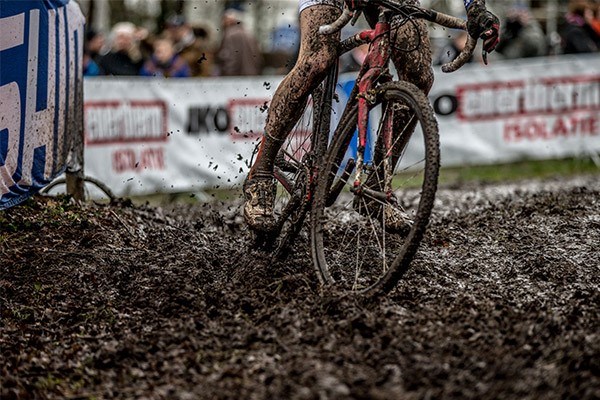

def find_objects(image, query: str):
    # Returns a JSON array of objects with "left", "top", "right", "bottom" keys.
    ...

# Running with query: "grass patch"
[
  {"left": 439, "top": 157, "right": 599, "bottom": 186},
  {"left": 124, "top": 157, "right": 598, "bottom": 206}
]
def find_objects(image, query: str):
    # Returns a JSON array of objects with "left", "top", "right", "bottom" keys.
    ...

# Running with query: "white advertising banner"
[
  {"left": 84, "top": 77, "right": 282, "bottom": 196},
  {"left": 429, "top": 54, "right": 600, "bottom": 166},
  {"left": 83, "top": 54, "right": 600, "bottom": 197}
]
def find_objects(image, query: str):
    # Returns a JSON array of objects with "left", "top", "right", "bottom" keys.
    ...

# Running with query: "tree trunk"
[
  {"left": 87, "top": 0, "right": 95, "bottom": 30},
  {"left": 110, "top": 0, "right": 127, "bottom": 26}
]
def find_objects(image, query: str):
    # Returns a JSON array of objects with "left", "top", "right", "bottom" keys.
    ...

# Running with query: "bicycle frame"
[
  {"left": 328, "top": 1, "right": 471, "bottom": 204},
  {"left": 263, "top": 1, "right": 478, "bottom": 293},
  {"left": 270, "top": 1, "right": 471, "bottom": 240}
]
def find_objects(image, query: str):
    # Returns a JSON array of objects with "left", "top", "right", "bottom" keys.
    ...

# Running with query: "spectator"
[
  {"left": 495, "top": 6, "right": 547, "bottom": 58},
  {"left": 434, "top": 30, "right": 473, "bottom": 66},
  {"left": 83, "top": 29, "right": 104, "bottom": 76},
  {"left": 192, "top": 23, "right": 218, "bottom": 77},
  {"left": 135, "top": 26, "right": 155, "bottom": 62},
  {"left": 215, "top": 8, "right": 262, "bottom": 76},
  {"left": 165, "top": 15, "right": 213, "bottom": 77},
  {"left": 83, "top": 52, "right": 101, "bottom": 76},
  {"left": 586, "top": 0, "right": 600, "bottom": 37},
  {"left": 140, "top": 36, "right": 191, "bottom": 78},
  {"left": 85, "top": 29, "right": 106, "bottom": 64},
  {"left": 562, "top": 0, "right": 600, "bottom": 54},
  {"left": 97, "top": 22, "right": 144, "bottom": 76}
]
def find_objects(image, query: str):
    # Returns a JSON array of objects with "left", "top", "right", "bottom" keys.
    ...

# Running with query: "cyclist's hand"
[{"left": 467, "top": 8, "right": 500, "bottom": 53}]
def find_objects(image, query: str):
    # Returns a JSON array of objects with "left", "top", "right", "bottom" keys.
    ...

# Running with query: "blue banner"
[{"left": 0, "top": 0, "right": 85, "bottom": 209}]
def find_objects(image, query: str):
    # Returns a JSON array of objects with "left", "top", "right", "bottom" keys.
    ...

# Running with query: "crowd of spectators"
[
  {"left": 84, "top": 1, "right": 600, "bottom": 78},
  {"left": 434, "top": 0, "right": 600, "bottom": 66},
  {"left": 83, "top": 9, "right": 262, "bottom": 78}
]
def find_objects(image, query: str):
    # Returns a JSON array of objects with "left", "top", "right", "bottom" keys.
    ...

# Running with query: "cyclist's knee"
[{"left": 295, "top": 48, "right": 337, "bottom": 84}]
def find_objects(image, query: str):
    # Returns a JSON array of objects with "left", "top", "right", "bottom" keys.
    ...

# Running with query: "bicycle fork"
[{"left": 351, "top": 10, "right": 396, "bottom": 202}]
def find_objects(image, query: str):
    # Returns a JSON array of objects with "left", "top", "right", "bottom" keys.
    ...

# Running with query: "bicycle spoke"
[
  {"left": 312, "top": 81, "right": 440, "bottom": 295},
  {"left": 353, "top": 229, "right": 362, "bottom": 291}
]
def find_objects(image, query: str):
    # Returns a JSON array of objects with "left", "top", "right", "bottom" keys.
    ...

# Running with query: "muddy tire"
[
  {"left": 258, "top": 79, "right": 329, "bottom": 254},
  {"left": 310, "top": 81, "right": 440, "bottom": 297}
]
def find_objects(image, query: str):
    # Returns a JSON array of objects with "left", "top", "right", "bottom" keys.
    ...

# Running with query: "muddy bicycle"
[{"left": 252, "top": 0, "right": 480, "bottom": 296}]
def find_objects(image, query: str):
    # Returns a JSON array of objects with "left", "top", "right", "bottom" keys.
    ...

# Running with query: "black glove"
[{"left": 467, "top": 7, "right": 501, "bottom": 53}]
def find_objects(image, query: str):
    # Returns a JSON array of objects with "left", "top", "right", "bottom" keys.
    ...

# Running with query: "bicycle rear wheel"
[
  {"left": 262, "top": 70, "right": 335, "bottom": 254},
  {"left": 310, "top": 81, "right": 440, "bottom": 296},
  {"left": 254, "top": 101, "right": 314, "bottom": 252},
  {"left": 270, "top": 112, "right": 313, "bottom": 245}
]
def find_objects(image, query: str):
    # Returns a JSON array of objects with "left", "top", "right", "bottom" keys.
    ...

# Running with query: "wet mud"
[{"left": 1, "top": 175, "right": 599, "bottom": 399}]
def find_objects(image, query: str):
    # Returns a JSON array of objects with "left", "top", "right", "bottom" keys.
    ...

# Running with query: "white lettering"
[
  {"left": 524, "top": 83, "right": 547, "bottom": 113},
  {"left": 20, "top": 9, "right": 59, "bottom": 186},
  {"left": 55, "top": 8, "right": 68, "bottom": 171},
  {"left": 0, "top": 83, "right": 21, "bottom": 195},
  {"left": 460, "top": 78, "right": 600, "bottom": 120},
  {"left": 575, "top": 81, "right": 600, "bottom": 109},
  {"left": 549, "top": 84, "right": 572, "bottom": 111},
  {"left": 0, "top": 13, "right": 25, "bottom": 51},
  {"left": 85, "top": 103, "right": 166, "bottom": 143},
  {"left": 0, "top": 13, "right": 25, "bottom": 195}
]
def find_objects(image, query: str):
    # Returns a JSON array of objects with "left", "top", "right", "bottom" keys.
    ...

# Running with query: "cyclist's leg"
[
  {"left": 362, "top": 1, "right": 433, "bottom": 174},
  {"left": 250, "top": 5, "right": 341, "bottom": 177},
  {"left": 391, "top": 14, "right": 434, "bottom": 92},
  {"left": 244, "top": 4, "right": 341, "bottom": 231}
]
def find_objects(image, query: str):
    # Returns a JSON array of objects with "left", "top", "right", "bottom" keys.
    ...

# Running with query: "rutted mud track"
[{"left": 1, "top": 176, "right": 599, "bottom": 399}]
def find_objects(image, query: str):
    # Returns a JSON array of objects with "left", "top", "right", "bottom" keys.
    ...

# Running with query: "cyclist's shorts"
[{"left": 299, "top": 0, "right": 343, "bottom": 14}]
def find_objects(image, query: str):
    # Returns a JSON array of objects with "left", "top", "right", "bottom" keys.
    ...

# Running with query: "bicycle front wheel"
[{"left": 310, "top": 81, "right": 440, "bottom": 296}]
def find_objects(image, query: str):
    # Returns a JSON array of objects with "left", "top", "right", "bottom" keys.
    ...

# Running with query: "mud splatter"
[{"left": 1, "top": 175, "right": 599, "bottom": 399}]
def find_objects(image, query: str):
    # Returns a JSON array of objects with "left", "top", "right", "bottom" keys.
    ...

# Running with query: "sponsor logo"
[
  {"left": 186, "top": 98, "right": 314, "bottom": 141},
  {"left": 456, "top": 76, "right": 600, "bottom": 121},
  {"left": 84, "top": 100, "right": 168, "bottom": 145},
  {"left": 187, "top": 105, "right": 231, "bottom": 135},
  {"left": 228, "top": 99, "right": 269, "bottom": 139},
  {"left": 503, "top": 113, "right": 598, "bottom": 142},
  {"left": 112, "top": 147, "right": 165, "bottom": 173},
  {"left": 430, "top": 75, "right": 600, "bottom": 142}
]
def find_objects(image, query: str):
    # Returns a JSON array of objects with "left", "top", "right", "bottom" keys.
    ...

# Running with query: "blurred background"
[
  {"left": 78, "top": 0, "right": 599, "bottom": 77},
  {"left": 73, "top": 0, "right": 599, "bottom": 201}
]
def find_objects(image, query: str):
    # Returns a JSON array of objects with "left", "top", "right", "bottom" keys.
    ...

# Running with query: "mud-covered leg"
[
  {"left": 248, "top": 5, "right": 341, "bottom": 178},
  {"left": 244, "top": 5, "right": 341, "bottom": 232}
]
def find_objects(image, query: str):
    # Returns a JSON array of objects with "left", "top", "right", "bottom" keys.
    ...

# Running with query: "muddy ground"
[{"left": 1, "top": 175, "right": 599, "bottom": 399}]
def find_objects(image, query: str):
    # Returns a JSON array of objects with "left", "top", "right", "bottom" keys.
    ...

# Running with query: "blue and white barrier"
[{"left": 0, "top": 0, "right": 85, "bottom": 209}]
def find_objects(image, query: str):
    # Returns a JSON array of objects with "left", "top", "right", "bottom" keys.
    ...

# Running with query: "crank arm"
[{"left": 351, "top": 185, "right": 397, "bottom": 205}]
